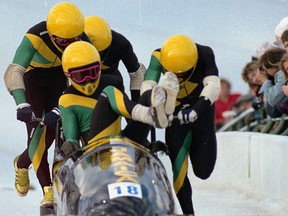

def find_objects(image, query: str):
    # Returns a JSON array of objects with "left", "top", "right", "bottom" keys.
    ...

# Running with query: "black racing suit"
[
  {"left": 97, "top": 30, "right": 142, "bottom": 102},
  {"left": 59, "top": 74, "right": 124, "bottom": 145},
  {"left": 88, "top": 86, "right": 154, "bottom": 146},
  {"left": 143, "top": 44, "right": 219, "bottom": 214},
  {"left": 10, "top": 21, "right": 90, "bottom": 191}
]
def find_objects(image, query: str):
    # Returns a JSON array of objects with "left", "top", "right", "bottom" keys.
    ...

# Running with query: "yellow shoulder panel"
[
  {"left": 25, "top": 33, "right": 61, "bottom": 67},
  {"left": 152, "top": 50, "right": 161, "bottom": 61},
  {"left": 59, "top": 94, "right": 97, "bottom": 108}
]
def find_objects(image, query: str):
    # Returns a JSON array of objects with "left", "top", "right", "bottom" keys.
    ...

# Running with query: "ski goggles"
[
  {"left": 68, "top": 61, "right": 101, "bottom": 84},
  {"left": 50, "top": 34, "right": 82, "bottom": 47}
]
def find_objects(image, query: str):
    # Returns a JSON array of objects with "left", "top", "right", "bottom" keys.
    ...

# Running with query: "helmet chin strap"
[
  {"left": 50, "top": 38, "right": 65, "bottom": 52},
  {"left": 178, "top": 65, "right": 196, "bottom": 84}
]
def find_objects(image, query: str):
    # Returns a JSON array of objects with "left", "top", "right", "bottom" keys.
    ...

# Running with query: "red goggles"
[
  {"left": 68, "top": 62, "right": 101, "bottom": 84},
  {"left": 50, "top": 34, "right": 82, "bottom": 47}
]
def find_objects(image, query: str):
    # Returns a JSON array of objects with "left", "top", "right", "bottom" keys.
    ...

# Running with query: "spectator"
[
  {"left": 274, "top": 16, "right": 288, "bottom": 49},
  {"left": 279, "top": 54, "right": 288, "bottom": 112},
  {"left": 281, "top": 29, "right": 288, "bottom": 52},
  {"left": 275, "top": 16, "right": 288, "bottom": 42},
  {"left": 258, "top": 47, "right": 287, "bottom": 117},
  {"left": 281, "top": 53, "right": 288, "bottom": 81},
  {"left": 221, "top": 94, "right": 255, "bottom": 123},
  {"left": 241, "top": 60, "right": 263, "bottom": 94},
  {"left": 235, "top": 94, "right": 255, "bottom": 113},
  {"left": 253, "top": 16, "right": 288, "bottom": 60},
  {"left": 254, "top": 41, "right": 276, "bottom": 60},
  {"left": 215, "top": 78, "right": 241, "bottom": 129}
]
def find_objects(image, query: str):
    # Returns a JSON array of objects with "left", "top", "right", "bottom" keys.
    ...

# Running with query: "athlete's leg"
[
  {"left": 40, "top": 68, "right": 67, "bottom": 206},
  {"left": 121, "top": 90, "right": 152, "bottom": 145},
  {"left": 14, "top": 77, "right": 45, "bottom": 197},
  {"left": 35, "top": 78, "right": 67, "bottom": 188},
  {"left": 89, "top": 85, "right": 150, "bottom": 143},
  {"left": 189, "top": 107, "right": 217, "bottom": 179},
  {"left": 16, "top": 121, "right": 38, "bottom": 169},
  {"left": 19, "top": 67, "right": 67, "bottom": 205},
  {"left": 88, "top": 87, "right": 127, "bottom": 143},
  {"left": 89, "top": 85, "right": 169, "bottom": 144},
  {"left": 165, "top": 121, "right": 194, "bottom": 214}
]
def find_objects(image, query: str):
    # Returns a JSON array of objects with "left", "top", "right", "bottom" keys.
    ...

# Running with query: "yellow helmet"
[
  {"left": 84, "top": 16, "right": 112, "bottom": 52},
  {"left": 62, "top": 41, "right": 101, "bottom": 95},
  {"left": 160, "top": 34, "right": 198, "bottom": 73},
  {"left": 47, "top": 2, "right": 84, "bottom": 39}
]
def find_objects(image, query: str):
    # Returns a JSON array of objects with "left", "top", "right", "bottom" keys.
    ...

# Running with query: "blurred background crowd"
[{"left": 215, "top": 16, "right": 288, "bottom": 131}]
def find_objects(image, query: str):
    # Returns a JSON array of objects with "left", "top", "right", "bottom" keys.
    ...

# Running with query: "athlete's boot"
[
  {"left": 14, "top": 155, "right": 30, "bottom": 197},
  {"left": 150, "top": 85, "right": 169, "bottom": 128},
  {"left": 162, "top": 72, "right": 179, "bottom": 115},
  {"left": 40, "top": 186, "right": 54, "bottom": 207},
  {"left": 132, "top": 85, "right": 168, "bottom": 128}
]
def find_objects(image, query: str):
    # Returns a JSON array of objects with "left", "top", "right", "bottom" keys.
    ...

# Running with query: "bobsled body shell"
[{"left": 53, "top": 136, "right": 175, "bottom": 216}]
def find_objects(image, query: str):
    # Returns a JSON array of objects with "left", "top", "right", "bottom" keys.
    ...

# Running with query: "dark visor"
[{"left": 50, "top": 34, "right": 82, "bottom": 47}]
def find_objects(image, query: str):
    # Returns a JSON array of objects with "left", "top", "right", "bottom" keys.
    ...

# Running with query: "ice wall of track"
[{"left": 190, "top": 132, "right": 288, "bottom": 210}]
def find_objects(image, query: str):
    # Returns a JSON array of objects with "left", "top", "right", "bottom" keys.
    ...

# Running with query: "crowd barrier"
[{"left": 217, "top": 107, "right": 288, "bottom": 136}]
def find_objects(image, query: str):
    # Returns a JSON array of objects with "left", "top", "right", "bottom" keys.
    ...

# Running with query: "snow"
[{"left": 0, "top": 1, "right": 288, "bottom": 215}]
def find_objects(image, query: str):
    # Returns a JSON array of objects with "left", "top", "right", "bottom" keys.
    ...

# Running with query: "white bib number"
[{"left": 108, "top": 182, "right": 143, "bottom": 199}]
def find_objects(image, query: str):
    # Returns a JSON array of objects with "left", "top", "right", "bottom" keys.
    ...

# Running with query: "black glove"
[
  {"left": 149, "top": 140, "right": 170, "bottom": 155},
  {"left": 43, "top": 107, "right": 61, "bottom": 129},
  {"left": 191, "top": 96, "right": 211, "bottom": 115},
  {"left": 60, "top": 141, "right": 80, "bottom": 157},
  {"left": 17, "top": 103, "right": 34, "bottom": 123}
]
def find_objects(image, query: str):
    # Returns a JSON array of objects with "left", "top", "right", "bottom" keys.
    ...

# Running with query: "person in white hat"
[{"left": 275, "top": 16, "right": 288, "bottom": 41}]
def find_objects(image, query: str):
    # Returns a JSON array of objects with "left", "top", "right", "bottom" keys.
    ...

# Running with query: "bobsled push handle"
[
  {"left": 32, "top": 116, "right": 43, "bottom": 122},
  {"left": 55, "top": 118, "right": 63, "bottom": 149}
]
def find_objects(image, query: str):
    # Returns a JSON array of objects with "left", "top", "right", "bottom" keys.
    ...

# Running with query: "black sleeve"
[{"left": 112, "top": 30, "right": 140, "bottom": 72}]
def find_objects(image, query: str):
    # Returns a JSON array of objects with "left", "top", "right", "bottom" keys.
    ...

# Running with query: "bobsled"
[{"left": 51, "top": 136, "right": 176, "bottom": 216}]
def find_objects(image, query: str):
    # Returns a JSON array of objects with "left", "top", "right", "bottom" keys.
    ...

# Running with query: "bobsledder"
[{"left": 40, "top": 120, "right": 176, "bottom": 216}]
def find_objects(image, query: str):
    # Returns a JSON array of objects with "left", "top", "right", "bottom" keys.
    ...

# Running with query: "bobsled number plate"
[{"left": 108, "top": 182, "right": 143, "bottom": 199}]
